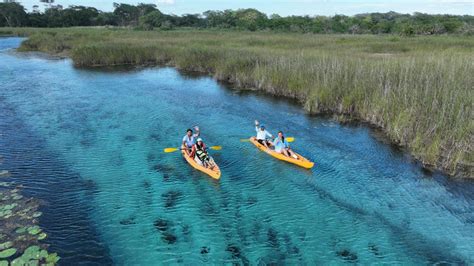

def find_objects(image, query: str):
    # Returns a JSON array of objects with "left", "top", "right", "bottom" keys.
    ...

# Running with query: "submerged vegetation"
[
  {"left": 4, "top": 27, "right": 474, "bottom": 177},
  {"left": 0, "top": 156, "right": 60, "bottom": 265}
]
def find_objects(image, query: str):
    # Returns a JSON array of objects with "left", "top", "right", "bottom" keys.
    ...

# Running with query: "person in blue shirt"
[{"left": 273, "top": 131, "right": 297, "bottom": 159}]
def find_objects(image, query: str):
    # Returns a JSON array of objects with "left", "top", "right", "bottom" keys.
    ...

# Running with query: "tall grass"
[{"left": 10, "top": 27, "right": 474, "bottom": 177}]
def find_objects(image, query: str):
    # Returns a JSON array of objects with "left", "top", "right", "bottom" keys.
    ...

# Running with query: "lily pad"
[
  {"left": 4, "top": 203, "right": 17, "bottom": 210},
  {"left": 12, "top": 195, "right": 23, "bottom": 200},
  {"left": 0, "top": 242, "right": 12, "bottom": 250},
  {"left": 28, "top": 226, "right": 41, "bottom": 235},
  {"left": 16, "top": 235, "right": 27, "bottom": 241},
  {"left": 39, "top": 249, "right": 48, "bottom": 259},
  {"left": 15, "top": 227, "right": 27, "bottom": 234},
  {"left": 46, "top": 253, "right": 60, "bottom": 264},
  {"left": 0, "top": 170, "right": 10, "bottom": 177},
  {"left": 0, "top": 182, "right": 11, "bottom": 187},
  {"left": 32, "top": 212, "right": 42, "bottom": 218},
  {"left": 0, "top": 209, "right": 12, "bottom": 217},
  {"left": 37, "top": 232, "right": 47, "bottom": 240},
  {"left": 11, "top": 257, "right": 28, "bottom": 266},
  {"left": 22, "top": 246, "right": 40, "bottom": 260},
  {"left": 0, "top": 248, "right": 17, "bottom": 259},
  {"left": 0, "top": 260, "right": 8, "bottom": 266}
]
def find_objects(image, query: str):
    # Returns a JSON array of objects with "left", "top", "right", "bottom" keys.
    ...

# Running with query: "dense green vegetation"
[
  {"left": 1, "top": 2, "right": 473, "bottom": 35},
  {"left": 6, "top": 28, "right": 472, "bottom": 177}
]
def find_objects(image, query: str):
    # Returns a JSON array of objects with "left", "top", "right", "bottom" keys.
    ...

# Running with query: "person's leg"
[
  {"left": 264, "top": 140, "right": 271, "bottom": 149},
  {"left": 195, "top": 156, "right": 203, "bottom": 165},
  {"left": 202, "top": 154, "right": 210, "bottom": 168},
  {"left": 287, "top": 148, "right": 297, "bottom": 159},
  {"left": 209, "top": 157, "right": 216, "bottom": 167},
  {"left": 282, "top": 149, "right": 290, "bottom": 157}
]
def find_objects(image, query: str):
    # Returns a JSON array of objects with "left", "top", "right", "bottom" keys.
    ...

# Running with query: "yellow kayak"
[
  {"left": 250, "top": 137, "right": 314, "bottom": 169},
  {"left": 181, "top": 146, "right": 221, "bottom": 179}
]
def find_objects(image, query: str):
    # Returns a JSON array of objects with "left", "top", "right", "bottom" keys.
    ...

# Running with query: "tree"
[
  {"left": 0, "top": 2, "right": 28, "bottom": 27},
  {"left": 96, "top": 12, "right": 119, "bottom": 26},
  {"left": 139, "top": 10, "right": 164, "bottom": 30},
  {"left": 234, "top": 8, "right": 267, "bottom": 31},
  {"left": 113, "top": 3, "right": 140, "bottom": 26},
  {"left": 177, "top": 14, "right": 204, "bottom": 27},
  {"left": 137, "top": 3, "right": 157, "bottom": 17},
  {"left": 61, "top": 6, "right": 99, "bottom": 26}
]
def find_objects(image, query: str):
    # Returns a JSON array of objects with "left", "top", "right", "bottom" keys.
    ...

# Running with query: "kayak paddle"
[
  {"left": 164, "top": 146, "right": 222, "bottom": 153},
  {"left": 240, "top": 137, "right": 294, "bottom": 142}
]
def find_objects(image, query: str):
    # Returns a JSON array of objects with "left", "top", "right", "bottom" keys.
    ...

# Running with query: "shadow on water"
[
  {"left": 0, "top": 97, "right": 113, "bottom": 264},
  {"left": 295, "top": 176, "right": 467, "bottom": 264}
]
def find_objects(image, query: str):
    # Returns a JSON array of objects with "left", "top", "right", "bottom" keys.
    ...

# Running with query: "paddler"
[
  {"left": 190, "top": 138, "right": 215, "bottom": 169},
  {"left": 255, "top": 120, "right": 273, "bottom": 149},
  {"left": 274, "top": 131, "right": 298, "bottom": 159},
  {"left": 182, "top": 126, "right": 200, "bottom": 156}
]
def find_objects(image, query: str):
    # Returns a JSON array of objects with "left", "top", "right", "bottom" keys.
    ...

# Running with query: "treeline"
[{"left": 1, "top": 2, "right": 473, "bottom": 35}]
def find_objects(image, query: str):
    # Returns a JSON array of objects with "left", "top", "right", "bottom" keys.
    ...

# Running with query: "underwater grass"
[{"left": 8, "top": 27, "right": 474, "bottom": 177}]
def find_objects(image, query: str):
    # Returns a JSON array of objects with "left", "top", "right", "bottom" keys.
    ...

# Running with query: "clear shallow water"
[{"left": 1, "top": 37, "right": 473, "bottom": 264}]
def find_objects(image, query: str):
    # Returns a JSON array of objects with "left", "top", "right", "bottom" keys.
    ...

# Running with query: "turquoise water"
[{"left": 1, "top": 37, "right": 473, "bottom": 264}]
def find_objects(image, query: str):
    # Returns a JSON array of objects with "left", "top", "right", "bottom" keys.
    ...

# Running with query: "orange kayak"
[
  {"left": 249, "top": 137, "right": 314, "bottom": 169},
  {"left": 181, "top": 146, "right": 221, "bottom": 179}
]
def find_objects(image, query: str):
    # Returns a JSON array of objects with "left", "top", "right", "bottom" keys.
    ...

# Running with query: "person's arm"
[
  {"left": 193, "top": 126, "right": 200, "bottom": 138},
  {"left": 190, "top": 145, "right": 196, "bottom": 157},
  {"left": 182, "top": 136, "right": 186, "bottom": 147},
  {"left": 273, "top": 137, "right": 280, "bottom": 145},
  {"left": 266, "top": 130, "right": 273, "bottom": 139}
]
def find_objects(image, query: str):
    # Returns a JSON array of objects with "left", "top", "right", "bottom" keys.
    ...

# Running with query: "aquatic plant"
[
  {"left": 336, "top": 249, "right": 359, "bottom": 262},
  {"left": 0, "top": 164, "right": 60, "bottom": 265},
  {"left": 161, "top": 190, "right": 183, "bottom": 208},
  {"left": 6, "top": 27, "right": 474, "bottom": 177},
  {"left": 0, "top": 171, "right": 10, "bottom": 178},
  {"left": 0, "top": 248, "right": 16, "bottom": 259}
]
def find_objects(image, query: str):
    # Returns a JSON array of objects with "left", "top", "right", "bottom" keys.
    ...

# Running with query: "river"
[{"left": 1, "top": 37, "right": 473, "bottom": 264}]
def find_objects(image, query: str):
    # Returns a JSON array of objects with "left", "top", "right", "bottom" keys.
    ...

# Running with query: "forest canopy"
[{"left": 1, "top": 2, "right": 473, "bottom": 35}]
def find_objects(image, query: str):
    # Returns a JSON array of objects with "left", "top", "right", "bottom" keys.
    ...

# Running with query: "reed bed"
[{"left": 8, "top": 27, "right": 474, "bottom": 177}]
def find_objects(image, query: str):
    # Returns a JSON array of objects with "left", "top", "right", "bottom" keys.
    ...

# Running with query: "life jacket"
[{"left": 195, "top": 143, "right": 208, "bottom": 161}]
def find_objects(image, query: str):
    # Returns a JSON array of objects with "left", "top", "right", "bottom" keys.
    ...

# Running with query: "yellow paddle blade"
[
  {"left": 286, "top": 137, "right": 295, "bottom": 142},
  {"left": 210, "top": 146, "right": 222, "bottom": 150},
  {"left": 164, "top": 147, "right": 179, "bottom": 153},
  {"left": 240, "top": 139, "right": 250, "bottom": 142}
]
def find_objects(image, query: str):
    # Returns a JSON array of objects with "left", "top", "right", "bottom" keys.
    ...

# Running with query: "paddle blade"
[
  {"left": 164, "top": 147, "right": 178, "bottom": 153},
  {"left": 240, "top": 139, "right": 250, "bottom": 142},
  {"left": 210, "top": 146, "right": 222, "bottom": 150},
  {"left": 286, "top": 137, "right": 295, "bottom": 142}
]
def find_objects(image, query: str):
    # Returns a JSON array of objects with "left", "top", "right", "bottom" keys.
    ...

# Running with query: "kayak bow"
[
  {"left": 181, "top": 146, "right": 221, "bottom": 179},
  {"left": 249, "top": 137, "right": 314, "bottom": 169}
]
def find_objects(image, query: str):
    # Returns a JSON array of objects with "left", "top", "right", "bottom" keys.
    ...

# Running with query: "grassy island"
[{"left": 3, "top": 27, "right": 473, "bottom": 177}]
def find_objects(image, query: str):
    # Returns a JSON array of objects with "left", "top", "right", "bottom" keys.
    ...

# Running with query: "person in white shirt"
[
  {"left": 182, "top": 126, "right": 200, "bottom": 156},
  {"left": 255, "top": 120, "right": 273, "bottom": 149}
]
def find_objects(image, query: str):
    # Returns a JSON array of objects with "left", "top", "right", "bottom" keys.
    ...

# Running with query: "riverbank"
[{"left": 2, "top": 28, "right": 473, "bottom": 178}]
